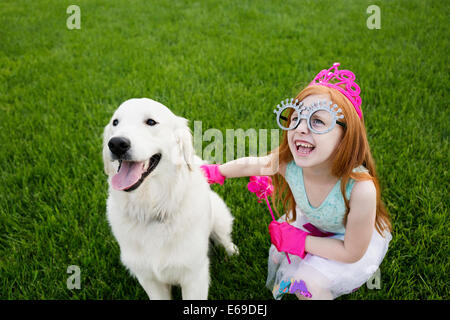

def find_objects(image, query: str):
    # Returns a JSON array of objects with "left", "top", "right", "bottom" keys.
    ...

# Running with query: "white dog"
[{"left": 102, "top": 98, "right": 238, "bottom": 300}]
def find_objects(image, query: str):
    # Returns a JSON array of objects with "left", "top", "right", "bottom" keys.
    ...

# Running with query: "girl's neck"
[{"left": 302, "top": 162, "right": 338, "bottom": 185}]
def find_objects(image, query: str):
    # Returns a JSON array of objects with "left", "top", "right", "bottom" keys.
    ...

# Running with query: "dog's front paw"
[{"left": 225, "top": 243, "right": 239, "bottom": 256}]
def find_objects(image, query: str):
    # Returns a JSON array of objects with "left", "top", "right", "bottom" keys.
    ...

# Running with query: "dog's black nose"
[{"left": 108, "top": 137, "right": 131, "bottom": 157}]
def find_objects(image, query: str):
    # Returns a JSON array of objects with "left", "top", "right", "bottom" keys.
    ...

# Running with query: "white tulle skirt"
[{"left": 266, "top": 209, "right": 391, "bottom": 300}]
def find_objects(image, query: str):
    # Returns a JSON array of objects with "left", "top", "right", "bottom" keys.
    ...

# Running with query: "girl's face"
[{"left": 287, "top": 94, "right": 344, "bottom": 171}]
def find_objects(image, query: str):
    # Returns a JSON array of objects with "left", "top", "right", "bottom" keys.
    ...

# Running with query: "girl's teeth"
[
  {"left": 296, "top": 142, "right": 314, "bottom": 148},
  {"left": 295, "top": 141, "right": 315, "bottom": 154}
]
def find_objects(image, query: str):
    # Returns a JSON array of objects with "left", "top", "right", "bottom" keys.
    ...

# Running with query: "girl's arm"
[
  {"left": 304, "top": 180, "right": 377, "bottom": 263},
  {"left": 218, "top": 153, "right": 283, "bottom": 178}
]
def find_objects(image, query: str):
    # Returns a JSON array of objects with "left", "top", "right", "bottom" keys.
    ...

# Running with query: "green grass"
[{"left": 0, "top": 0, "right": 448, "bottom": 300}]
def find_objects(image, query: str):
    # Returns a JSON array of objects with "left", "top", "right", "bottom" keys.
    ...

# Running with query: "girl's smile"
[{"left": 293, "top": 139, "right": 315, "bottom": 156}]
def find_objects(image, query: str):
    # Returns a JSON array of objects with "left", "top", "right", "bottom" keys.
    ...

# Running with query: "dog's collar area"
[{"left": 118, "top": 153, "right": 161, "bottom": 192}]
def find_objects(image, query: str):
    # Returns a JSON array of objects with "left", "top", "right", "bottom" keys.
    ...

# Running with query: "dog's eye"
[
  {"left": 112, "top": 119, "right": 119, "bottom": 126},
  {"left": 146, "top": 119, "right": 157, "bottom": 126}
]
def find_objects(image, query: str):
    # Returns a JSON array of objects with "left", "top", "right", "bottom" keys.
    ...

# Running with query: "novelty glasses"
[{"left": 274, "top": 99, "right": 346, "bottom": 134}]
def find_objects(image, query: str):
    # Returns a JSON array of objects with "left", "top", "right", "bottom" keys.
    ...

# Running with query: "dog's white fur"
[{"left": 103, "top": 98, "right": 237, "bottom": 300}]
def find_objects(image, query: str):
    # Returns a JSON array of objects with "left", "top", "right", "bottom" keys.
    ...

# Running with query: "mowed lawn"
[{"left": 0, "top": 0, "right": 448, "bottom": 299}]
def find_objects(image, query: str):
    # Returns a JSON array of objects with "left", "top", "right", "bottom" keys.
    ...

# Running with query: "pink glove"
[
  {"left": 200, "top": 164, "right": 226, "bottom": 185},
  {"left": 268, "top": 221, "right": 310, "bottom": 259}
]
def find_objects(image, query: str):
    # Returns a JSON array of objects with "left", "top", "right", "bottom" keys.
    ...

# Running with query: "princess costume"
[
  {"left": 266, "top": 162, "right": 392, "bottom": 299},
  {"left": 200, "top": 63, "right": 393, "bottom": 300},
  {"left": 266, "top": 63, "right": 391, "bottom": 299}
]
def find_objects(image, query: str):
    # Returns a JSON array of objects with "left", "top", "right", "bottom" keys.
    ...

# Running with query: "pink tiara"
[{"left": 308, "top": 63, "right": 362, "bottom": 119}]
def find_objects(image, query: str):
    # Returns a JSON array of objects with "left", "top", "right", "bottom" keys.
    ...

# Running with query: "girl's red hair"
[{"left": 271, "top": 85, "right": 392, "bottom": 236}]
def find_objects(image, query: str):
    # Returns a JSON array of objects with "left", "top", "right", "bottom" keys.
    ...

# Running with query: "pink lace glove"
[
  {"left": 268, "top": 221, "right": 310, "bottom": 259},
  {"left": 200, "top": 164, "right": 226, "bottom": 185}
]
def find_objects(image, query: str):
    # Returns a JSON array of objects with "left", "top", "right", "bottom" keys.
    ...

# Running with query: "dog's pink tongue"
[{"left": 112, "top": 161, "right": 145, "bottom": 191}]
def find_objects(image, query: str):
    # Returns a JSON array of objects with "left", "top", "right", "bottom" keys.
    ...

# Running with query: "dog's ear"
[
  {"left": 102, "top": 124, "right": 115, "bottom": 175},
  {"left": 174, "top": 116, "right": 194, "bottom": 171}
]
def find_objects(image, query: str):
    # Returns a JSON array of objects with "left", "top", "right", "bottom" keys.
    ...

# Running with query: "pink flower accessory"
[
  {"left": 247, "top": 176, "right": 275, "bottom": 219},
  {"left": 247, "top": 176, "right": 291, "bottom": 263},
  {"left": 309, "top": 62, "right": 363, "bottom": 119},
  {"left": 247, "top": 176, "right": 273, "bottom": 201}
]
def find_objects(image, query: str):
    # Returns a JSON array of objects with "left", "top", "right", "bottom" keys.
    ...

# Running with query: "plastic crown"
[{"left": 308, "top": 63, "right": 362, "bottom": 119}]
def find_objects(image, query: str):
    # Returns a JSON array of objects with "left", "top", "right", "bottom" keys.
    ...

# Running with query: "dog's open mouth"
[{"left": 111, "top": 153, "right": 161, "bottom": 192}]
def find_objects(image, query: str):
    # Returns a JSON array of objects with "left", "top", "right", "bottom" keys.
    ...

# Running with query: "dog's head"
[{"left": 102, "top": 98, "right": 194, "bottom": 192}]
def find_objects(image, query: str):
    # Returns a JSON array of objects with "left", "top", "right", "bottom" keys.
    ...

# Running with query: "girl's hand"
[
  {"left": 268, "top": 221, "right": 310, "bottom": 259},
  {"left": 200, "top": 164, "right": 226, "bottom": 185}
]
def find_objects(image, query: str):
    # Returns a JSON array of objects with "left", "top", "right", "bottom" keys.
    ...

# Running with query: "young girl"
[{"left": 201, "top": 63, "right": 392, "bottom": 300}]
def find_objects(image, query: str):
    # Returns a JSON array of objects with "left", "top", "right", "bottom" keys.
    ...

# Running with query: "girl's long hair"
[{"left": 271, "top": 85, "right": 392, "bottom": 236}]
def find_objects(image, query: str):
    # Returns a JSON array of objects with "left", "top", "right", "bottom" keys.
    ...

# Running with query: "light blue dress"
[{"left": 266, "top": 160, "right": 392, "bottom": 299}]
